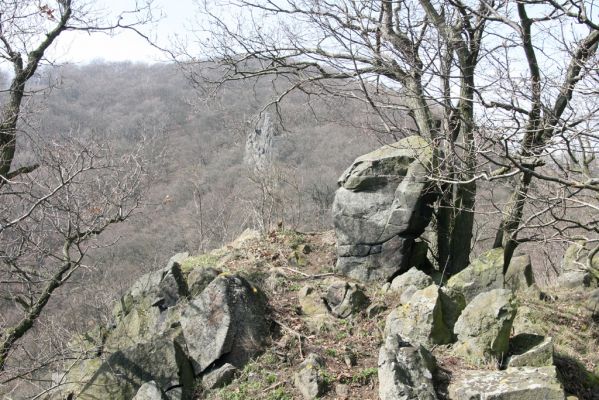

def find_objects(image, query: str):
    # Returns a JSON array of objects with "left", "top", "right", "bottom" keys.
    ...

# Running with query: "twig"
[
  {"left": 273, "top": 319, "right": 304, "bottom": 359},
  {"left": 262, "top": 381, "right": 284, "bottom": 393},
  {"left": 282, "top": 267, "right": 335, "bottom": 280}
]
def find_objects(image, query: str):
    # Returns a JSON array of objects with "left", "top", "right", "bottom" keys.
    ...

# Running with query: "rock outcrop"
[
  {"left": 453, "top": 289, "right": 517, "bottom": 364},
  {"left": 389, "top": 267, "right": 434, "bottom": 303},
  {"left": 245, "top": 112, "right": 277, "bottom": 172},
  {"left": 448, "top": 366, "right": 565, "bottom": 399},
  {"left": 75, "top": 334, "right": 194, "bottom": 400},
  {"left": 133, "top": 381, "right": 168, "bottom": 400},
  {"left": 385, "top": 284, "right": 459, "bottom": 346},
  {"left": 293, "top": 353, "right": 327, "bottom": 400},
  {"left": 181, "top": 275, "right": 269, "bottom": 374},
  {"left": 507, "top": 334, "right": 554, "bottom": 368},
  {"left": 446, "top": 248, "right": 533, "bottom": 307},
  {"left": 325, "top": 280, "right": 370, "bottom": 318},
  {"left": 298, "top": 285, "right": 335, "bottom": 332},
  {"left": 49, "top": 255, "right": 268, "bottom": 400},
  {"left": 378, "top": 334, "right": 437, "bottom": 400},
  {"left": 332, "top": 136, "right": 436, "bottom": 282}
]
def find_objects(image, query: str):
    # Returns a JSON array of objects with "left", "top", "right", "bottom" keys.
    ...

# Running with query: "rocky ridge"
[
  {"left": 15, "top": 137, "right": 599, "bottom": 400},
  {"left": 22, "top": 228, "right": 597, "bottom": 400}
]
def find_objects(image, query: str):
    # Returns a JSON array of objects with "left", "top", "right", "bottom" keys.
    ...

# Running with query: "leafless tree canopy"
[
  {"left": 185, "top": 0, "right": 599, "bottom": 277},
  {"left": 0, "top": 0, "right": 155, "bottom": 376}
]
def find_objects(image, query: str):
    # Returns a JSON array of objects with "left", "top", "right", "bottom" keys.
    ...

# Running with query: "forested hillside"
[{"left": 2, "top": 61, "right": 382, "bottom": 374}]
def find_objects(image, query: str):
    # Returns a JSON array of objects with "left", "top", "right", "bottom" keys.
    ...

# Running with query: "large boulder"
[
  {"left": 378, "top": 334, "right": 437, "bottom": 400},
  {"left": 448, "top": 366, "right": 565, "bottom": 399},
  {"left": 298, "top": 285, "right": 335, "bottom": 332},
  {"left": 133, "top": 381, "right": 168, "bottom": 400},
  {"left": 385, "top": 284, "right": 458, "bottom": 346},
  {"left": 293, "top": 353, "right": 327, "bottom": 400},
  {"left": 332, "top": 136, "right": 436, "bottom": 282},
  {"left": 55, "top": 334, "right": 195, "bottom": 400},
  {"left": 106, "top": 295, "right": 187, "bottom": 352},
  {"left": 389, "top": 267, "right": 434, "bottom": 303},
  {"left": 324, "top": 280, "right": 370, "bottom": 318},
  {"left": 446, "top": 249, "right": 533, "bottom": 307},
  {"left": 180, "top": 275, "right": 269, "bottom": 374},
  {"left": 453, "top": 289, "right": 517, "bottom": 364},
  {"left": 113, "top": 255, "right": 190, "bottom": 320},
  {"left": 508, "top": 334, "right": 554, "bottom": 368}
]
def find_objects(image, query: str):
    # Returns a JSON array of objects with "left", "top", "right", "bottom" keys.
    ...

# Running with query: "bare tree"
[
  {"left": 183, "top": 0, "right": 599, "bottom": 278},
  {"left": 0, "top": 0, "right": 156, "bottom": 380},
  {"left": 0, "top": 0, "right": 154, "bottom": 181}
]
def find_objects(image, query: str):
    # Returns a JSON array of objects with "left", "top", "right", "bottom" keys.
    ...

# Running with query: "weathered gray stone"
[
  {"left": 448, "top": 366, "right": 565, "bottom": 399},
  {"left": 453, "top": 289, "right": 517, "bottom": 364},
  {"left": 298, "top": 285, "right": 335, "bottom": 332},
  {"left": 335, "top": 383, "right": 350, "bottom": 399},
  {"left": 511, "top": 305, "right": 546, "bottom": 337},
  {"left": 114, "top": 260, "right": 190, "bottom": 320},
  {"left": 133, "top": 381, "right": 168, "bottom": 400},
  {"left": 325, "top": 280, "right": 370, "bottom": 318},
  {"left": 389, "top": 267, "right": 434, "bottom": 304},
  {"left": 187, "top": 266, "right": 220, "bottom": 297},
  {"left": 293, "top": 353, "right": 326, "bottom": 400},
  {"left": 557, "top": 270, "right": 592, "bottom": 289},
  {"left": 333, "top": 136, "right": 436, "bottom": 282},
  {"left": 378, "top": 334, "right": 437, "bottom": 400},
  {"left": 385, "top": 284, "right": 457, "bottom": 346},
  {"left": 585, "top": 288, "right": 599, "bottom": 317},
  {"left": 366, "top": 303, "right": 387, "bottom": 318},
  {"left": 105, "top": 297, "right": 186, "bottom": 352},
  {"left": 180, "top": 275, "right": 268, "bottom": 374},
  {"left": 74, "top": 334, "right": 194, "bottom": 400},
  {"left": 508, "top": 334, "right": 554, "bottom": 368},
  {"left": 505, "top": 254, "right": 534, "bottom": 291},
  {"left": 446, "top": 249, "right": 533, "bottom": 307},
  {"left": 201, "top": 363, "right": 237, "bottom": 390}
]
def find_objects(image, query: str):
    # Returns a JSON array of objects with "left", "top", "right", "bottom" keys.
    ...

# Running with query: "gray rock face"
[
  {"left": 180, "top": 275, "right": 268, "bottom": 374},
  {"left": 245, "top": 112, "right": 277, "bottom": 171},
  {"left": 508, "top": 334, "right": 554, "bottom": 368},
  {"left": 201, "top": 363, "right": 237, "bottom": 390},
  {"left": 511, "top": 305, "right": 545, "bottom": 336},
  {"left": 453, "top": 289, "right": 517, "bottom": 364},
  {"left": 77, "top": 334, "right": 195, "bottom": 400},
  {"left": 389, "top": 267, "right": 434, "bottom": 304},
  {"left": 332, "top": 136, "right": 436, "bottom": 282},
  {"left": 378, "top": 334, "right": 437, "bottom": 400},
  {"left": 325, "top": 280, "right": 370, "bottom": 318},
  {"left": 385, "top": 284, "right": 458, "bottom": 346},
  {"left": 298, "top": 285, "right": 335, "bottom": 332},
  {"left": 293, "top": 353, "right": 326, "bottom": 400},
  {"left": 446, "top": 249, "right": 533, "bottom": 307},
  {"left": 448, "top": 366, "right": 565, "bottom": 400},
  {"left": 187, "top": 266, "right": 220, "bottom": 297},
  {"left": 557, "top": 270, "right": 592, "bottom": 289},
  {"left": 133, "top": 381, "right": 168, "bottom": 400},
  {"left": 114, "top": 258, "right": 190, "bottom": 320}
]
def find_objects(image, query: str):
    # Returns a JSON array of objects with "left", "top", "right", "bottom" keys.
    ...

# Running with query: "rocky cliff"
[
  {"left": 24, "top": 228, "right": 598, "bottom": 400},
  {"left": 19, "top": 138, "right": 599, "bottom": 400}
]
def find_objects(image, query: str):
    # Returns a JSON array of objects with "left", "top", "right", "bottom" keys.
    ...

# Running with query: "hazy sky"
[{"left": 52, "top": 0, "right": 196, "bottom": 64}]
